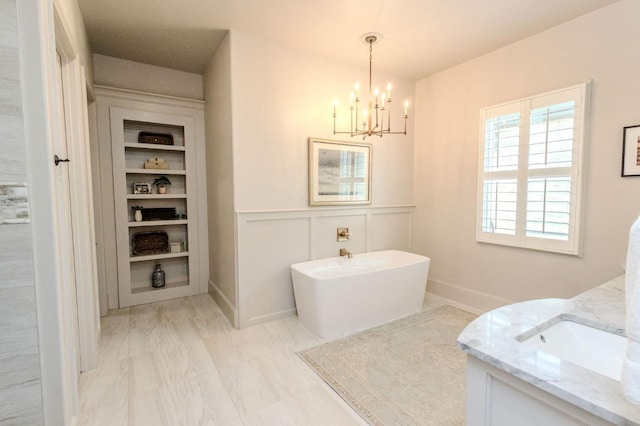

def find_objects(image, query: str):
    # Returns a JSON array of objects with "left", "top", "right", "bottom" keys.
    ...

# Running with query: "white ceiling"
[{"left": 77, "top": 0, "right": 619, "bottom": 81}]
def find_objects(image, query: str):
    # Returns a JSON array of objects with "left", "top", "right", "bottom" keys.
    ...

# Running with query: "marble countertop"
[{"left": 457, "top": 275, "right": 640, "bottom": 425}]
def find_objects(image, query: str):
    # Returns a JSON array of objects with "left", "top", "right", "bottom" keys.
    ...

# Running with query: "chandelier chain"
[{"left": 369, "top": 39, "right": 373, "bottom": 96}]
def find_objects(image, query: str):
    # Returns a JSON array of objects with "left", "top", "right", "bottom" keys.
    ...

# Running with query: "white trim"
[
  {"left": 94, "top": 85, "right": 205, "bottom": 107},
  {"left": 423, "top": 292, "right": 485, "bottom": 316},
  {"left": 16, "top": 0, "right": 75, "bottom": 423},
  {"left": 245, "top": 308, "right": 298, "bottom": 327},
  {"left": 54, "top": 8, "right": 100, "bottom": 372},
  {"left": 208, "top": 279, "right": 238, "bottom": 327},
  {"left": 426, "top": 278, "right": 513, "bottom": 314},
  {"left": 235, "top": 204, "right": 416, "bottom": 215}
]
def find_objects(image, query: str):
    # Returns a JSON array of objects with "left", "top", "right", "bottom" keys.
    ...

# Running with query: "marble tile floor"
[{"left": 78, "top": 294, "right": 448, "bottom": 425}]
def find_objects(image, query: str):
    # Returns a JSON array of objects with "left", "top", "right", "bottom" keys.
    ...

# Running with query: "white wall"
[
  {"left": 230, "top": 31, "right": 415, "bottom": 212},
  {"left": 203, "top": 33, "right": 238, "bottom": 322},
  {"left": 93, "top": 54, "right": 204, "bottom": 100},
  {"left": 414, "top": 0, "right": 640, "bottom": 311}
]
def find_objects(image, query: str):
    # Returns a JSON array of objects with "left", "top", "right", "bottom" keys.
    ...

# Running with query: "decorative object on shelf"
[
  {"left": 133, "top": 182, "right": 151, "bottom": 194},
  {"left": 622, "top": 124, "right": 640, "bottom": 177},
  {"left": 170, "top": 241, "right": 184, "bottom": 253},
  {"left": 332, "top": 33, "right": 409, "bottom": 140},
  {"left": 151, "top": 264, "right": 166, "bottom": 288},
  {"left": 152, "top": 175, "right": 171, "bottom": 194},
  {"left": 139, "top": 131, "right": 174, "bottom": 145},
  {"left": 308, "top": 138, "right": 372, "bottom": 206},
  {"left": 131, "top": 205, "right": 144, "bottom": 222},
  {"left": 141, "top": 207, "right": 176, "bottom": 221},
  {"left": 144, "top": 157, "right": 170, "bottom": 170},
  {"left": 176, "top": 213, "right": 187, "bottom": 220},
  {"left": 132, "top": 230, "right": 169, "bottom": 255}
]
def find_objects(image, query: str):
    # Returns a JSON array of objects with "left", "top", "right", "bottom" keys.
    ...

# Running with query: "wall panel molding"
[{"left": 236, "top": 206, "right": 415, "bottom": 327}]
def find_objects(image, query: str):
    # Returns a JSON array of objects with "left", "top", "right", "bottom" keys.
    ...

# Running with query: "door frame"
[
  {"left": 16, "top": 0, "right": 99, "bottom": 423},
  {"left": 53, "top": 6, "right": 100, "bottom": 373}
]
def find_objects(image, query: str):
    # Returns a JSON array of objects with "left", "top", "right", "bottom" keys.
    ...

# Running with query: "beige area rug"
[{"left": 298, "top": 305, "right": 477, "bottom": 425}]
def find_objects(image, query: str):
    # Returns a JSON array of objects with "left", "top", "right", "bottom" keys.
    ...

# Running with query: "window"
[{"left": 477, "top": 84, "right": 588, "bottom": 255}]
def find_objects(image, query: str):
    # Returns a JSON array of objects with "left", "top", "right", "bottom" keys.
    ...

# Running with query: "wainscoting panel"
[
  {"left": 369, "top": 211, "right": 413, "bottom": 252},
  {"left": 236, "top": 206, "right": 414, "bottom": 328}
]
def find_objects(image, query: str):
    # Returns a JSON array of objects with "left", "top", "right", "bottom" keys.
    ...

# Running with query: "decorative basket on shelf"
[
  {"left": 138, "top": 131, "right": 174, "bottom": 145},
  {"left": 132, "top": 230, "right": 169, "bottom": 255},
  {"left": 141, "top": 207, "right": 176, "bottom": 221}
]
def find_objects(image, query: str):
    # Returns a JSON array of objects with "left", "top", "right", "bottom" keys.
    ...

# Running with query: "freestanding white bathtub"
[{"left": 290, "top": 250, "right": 430, "bottom": 338}]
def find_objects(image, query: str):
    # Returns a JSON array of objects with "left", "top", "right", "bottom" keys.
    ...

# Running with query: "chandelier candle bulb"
[{"left": 404, "top": 100, "right": 409, "bottom": 116}]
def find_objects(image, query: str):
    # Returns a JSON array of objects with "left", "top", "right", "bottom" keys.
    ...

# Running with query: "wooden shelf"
[
  {"left": 131, "top": 279, "right": 189, "bottom": 294},
  {"left": 129, "top": 219, "right": 188, "bottom": 227},
  {"left": 126, "top": 168, "right": 186, "bottom": 175},
  {"left": 124, "top": 142, "right": 185, "bottom": 151},
  {"left": 127, "top": 194, "right": 187, "bottom": 200},
  {"left": 129, "top": 251, "right": 189, "bottom": 263}
]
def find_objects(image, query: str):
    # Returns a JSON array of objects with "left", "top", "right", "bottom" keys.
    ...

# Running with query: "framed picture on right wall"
[{"left": 622, "top": 124, "right": 640, "bottom": 176}]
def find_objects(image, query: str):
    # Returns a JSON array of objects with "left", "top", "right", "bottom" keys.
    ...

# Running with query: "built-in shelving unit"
[{"left": 99, "top": 89, "right": 208, "bottom": 307}]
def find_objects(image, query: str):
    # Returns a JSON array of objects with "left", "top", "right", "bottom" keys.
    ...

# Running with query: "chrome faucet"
[{"left": 339, "top": 248, "right": 353, "bottom": 258}]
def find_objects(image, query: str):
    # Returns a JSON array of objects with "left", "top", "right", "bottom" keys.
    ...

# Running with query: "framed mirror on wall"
[{"left": 308, "top": 138, "right": 372, "bottom": 206}]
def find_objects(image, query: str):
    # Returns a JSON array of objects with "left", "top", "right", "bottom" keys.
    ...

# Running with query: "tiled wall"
[{"left": 0, "top": 0, "right": 43, "bottom": 423}]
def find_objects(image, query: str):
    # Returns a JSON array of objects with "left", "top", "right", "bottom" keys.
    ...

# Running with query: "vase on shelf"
[
  {"left": 134, "top": 210, "right": 142, "bottom": 222},
  {"left": 152, "top": 264, "right": 165, "bottom": 288}
]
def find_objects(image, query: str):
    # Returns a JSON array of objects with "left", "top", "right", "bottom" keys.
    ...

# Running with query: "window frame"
[{"left": 476, "top": 83, "right": 589, "bottom": 255}]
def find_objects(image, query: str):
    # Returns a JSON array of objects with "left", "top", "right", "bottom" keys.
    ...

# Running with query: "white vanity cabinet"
[
  {"left": 95, "top": 87, "right": 208, "bottom": 307},
  {"left": 465, "top": 356, "right": 612, "bottom": 426}
]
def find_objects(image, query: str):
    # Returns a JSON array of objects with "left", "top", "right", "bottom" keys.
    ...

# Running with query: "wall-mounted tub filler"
[
  {"left": 337, "top": 227, "right": 351, "bottom": 241},
  {"left": 339, "top": 248, "right": 353, "bottom": 258}
]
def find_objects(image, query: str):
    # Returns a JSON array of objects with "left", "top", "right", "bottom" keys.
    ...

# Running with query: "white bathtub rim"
[{"left": 291, "top": 249, "right": 430, "bottom": 280}]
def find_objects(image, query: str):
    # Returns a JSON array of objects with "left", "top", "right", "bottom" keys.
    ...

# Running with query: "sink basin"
[{"left": 522, "top": 320, "right": 627, "bottom": 381}]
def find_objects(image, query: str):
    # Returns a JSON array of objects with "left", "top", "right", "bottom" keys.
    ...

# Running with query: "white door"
[{"left": 53, "top": 50, "right": 81, "bottom": 376}]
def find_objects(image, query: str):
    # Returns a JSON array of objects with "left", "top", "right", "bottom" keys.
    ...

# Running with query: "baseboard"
[
  {"left": 208, "top": 279, "right": 238, "bottom": 328},
  {"left": 244, "top": 307, "right": 297, "bottom": 328},
  {"left": 426, "top": 278, "right": 513, "bottom": 315}
]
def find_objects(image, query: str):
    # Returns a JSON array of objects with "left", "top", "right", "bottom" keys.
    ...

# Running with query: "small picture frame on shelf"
[{"left": 133, "top": 182, "right": 151, "bottom": 194}]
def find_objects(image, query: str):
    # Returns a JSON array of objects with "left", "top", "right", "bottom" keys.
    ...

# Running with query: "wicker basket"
[{"left": 132, "top": 231, "right": 169, "bottom": 255}]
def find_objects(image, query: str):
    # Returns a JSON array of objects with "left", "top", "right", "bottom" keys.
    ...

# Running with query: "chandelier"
[{"left": 332, "top": 33, "right": 409, "bottom": 140}]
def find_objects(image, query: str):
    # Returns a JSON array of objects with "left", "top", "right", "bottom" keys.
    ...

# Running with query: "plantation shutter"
[{"left": 477, "top": 84, "right": 588, "bottom": 255}]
